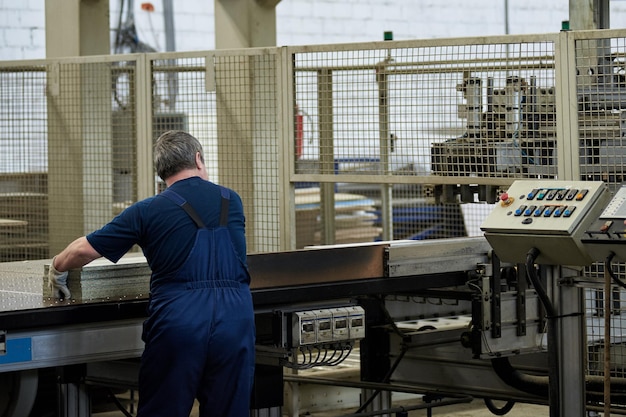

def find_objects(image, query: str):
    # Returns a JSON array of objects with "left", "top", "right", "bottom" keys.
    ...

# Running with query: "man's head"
[{"left": 154, "top": 130, "right": 206, "bottom": 181}]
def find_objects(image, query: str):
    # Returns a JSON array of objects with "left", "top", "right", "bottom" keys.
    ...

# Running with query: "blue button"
[
  {"left": 527, "top": 189, "right": 539, "bottom": 199},
  {"left": 564, "top": 206, "right": 576, "bottom": 217},
  {"left": 524, "top": 205, "right": 536, "bottom": 216}
]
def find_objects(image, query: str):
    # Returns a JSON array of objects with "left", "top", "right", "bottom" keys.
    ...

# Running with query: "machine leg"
[
  {"left": 250, "top": 364, "right": 283, "bottom": 417},
  {"left": 360, "top": 388, "right": 391, "bottom": 417},
  {"left": 550, "top": 266, "right": 586, "bottom": 417},
  {"left": 250, "top": 407, "right": 282, "bottom": 417},
  {"left": 57, "top": 365, "right": 90, "bottom": 417}
]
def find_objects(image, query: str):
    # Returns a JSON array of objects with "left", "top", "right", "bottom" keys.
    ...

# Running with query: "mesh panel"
[
  {"left": 150, "top": 53, "right": 282, "bottom": 253},
  {"left": 0, "top": 64, "right": 48, "bottom": 261},
  {"left": 575, "top": 33, "right": 626, "bottom": 382},
  {"left": 291, "top": 40, "right": 555, "bottom": 246},
  {"left": 45, "top": 59, "right": 140, "bottom": 257}
]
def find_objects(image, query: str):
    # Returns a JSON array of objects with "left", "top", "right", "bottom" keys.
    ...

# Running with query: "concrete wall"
[{"left": 3, "top": 0, "right": 626, "bottom": 60}]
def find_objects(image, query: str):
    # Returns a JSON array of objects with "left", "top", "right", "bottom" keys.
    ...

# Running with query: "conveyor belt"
[
  {"left": 0, "top": 238, "right": 490, "bottom": 374},
  {"left": 0, "top": 238, "right": 490, "bottom": 329}
]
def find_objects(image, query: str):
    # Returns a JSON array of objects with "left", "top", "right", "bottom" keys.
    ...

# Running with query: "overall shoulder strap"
[
  {"left": 219, "top": 187, "right": 230, "bottom": 227},
  {"left": 160, "top": 188, "right": 205, "bottom": 228}
]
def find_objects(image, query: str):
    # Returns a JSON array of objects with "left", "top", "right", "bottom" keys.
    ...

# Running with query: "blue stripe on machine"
[{"left": 0, "top": 338, "right": 32, "bottom": 364}]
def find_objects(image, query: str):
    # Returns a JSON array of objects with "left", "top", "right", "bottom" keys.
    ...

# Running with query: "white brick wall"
[{"left": 2, "top": 0, "right": 626, "bottom": 59}]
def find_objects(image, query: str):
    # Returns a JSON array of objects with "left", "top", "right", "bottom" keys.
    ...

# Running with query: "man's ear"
[{"left": 195, "top": 152, "right": 204, "bottom": 169}]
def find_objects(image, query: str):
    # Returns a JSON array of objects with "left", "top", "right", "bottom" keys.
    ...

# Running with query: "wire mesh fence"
[
  {"left": 574, "top": 30, "right": 626, "bottom": 383},
  {"left": 4, "top": 29, "right": 626, "bottom": 397}
]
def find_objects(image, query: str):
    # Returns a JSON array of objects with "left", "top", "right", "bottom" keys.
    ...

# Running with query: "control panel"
[
  {"left": 480, "top": 180, "right": 611, "bottom": 265},
  {"left": 582, "top": 184, "right": 626, "bottom": 262}
]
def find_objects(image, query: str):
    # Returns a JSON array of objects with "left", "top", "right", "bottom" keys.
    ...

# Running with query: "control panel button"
[
  {"left": 555, "top": 189, "right": 567, "bottom": 200},
  {"left": 536, "top": 189, "right": 547, "bottom": 200},
  {"left": 527, "top": 189, "right": 539, "bottom": 200},
  {"left": 600, "top": 221, "right": 613, "bottom": 233},
  {"left": 575, "top": 189, "right": 589, "bottom": 201},
  {"left": 543, "top": 206, "right": 555, "bottom": 216},
  {"left": 514, "top": 205, "right": 527, "bottom": 216},
  {"left": 563, "top": 206, "right": 576, "bottom": 217},
  {"left": 533, "top": 206, "right": 545, "bottom": 217},
  {"left": 545, "top": 189, "right": 557, "bottom": 200},
  {"left": 553, "top": 206, "right": 564, "bottom": 217},
  {"left": 524, "top": 205, "right": 537, "bottom": 216},
  {"left": 565, "top": 189, "right": 579, "bottom": 200},
  {"left": 499, "top": 192, "right": 514, "bottom": 207}
]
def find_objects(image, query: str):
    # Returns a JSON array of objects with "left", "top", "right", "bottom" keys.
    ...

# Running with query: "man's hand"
[{"left": 48, "top": 258, "right": 71, "bottom": 300}]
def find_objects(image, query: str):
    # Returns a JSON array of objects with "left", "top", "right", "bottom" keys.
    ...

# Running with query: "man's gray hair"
[{"left": 154, "top": 130, "right": 205, "bottom": 180}]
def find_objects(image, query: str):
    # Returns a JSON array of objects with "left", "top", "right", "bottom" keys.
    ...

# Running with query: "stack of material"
[
  {"left": 295, "top": 187, "right": 382, "bottom": 248},
  {"left": 43, "top": 254, "right": 151, "bottom": 301}
]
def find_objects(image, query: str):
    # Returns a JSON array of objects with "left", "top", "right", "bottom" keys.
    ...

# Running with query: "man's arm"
[{"left": 52, "top": 236, "right": 102, "bottom": 272}]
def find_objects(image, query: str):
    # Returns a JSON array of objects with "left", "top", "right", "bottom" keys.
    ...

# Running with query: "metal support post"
[
  {"left": 549, "top": 266, "right": 586, "bottom": 417},
  {"left": 57, "top": 365, "right": 90, "bottom": 417}
]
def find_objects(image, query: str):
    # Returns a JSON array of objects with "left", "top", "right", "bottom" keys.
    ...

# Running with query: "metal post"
[
  {"left": 376, "top": 56, "right": 393, "bottom": 241},
  {"left": 549, "top": 266, "right": 586, "bottom": 417}
]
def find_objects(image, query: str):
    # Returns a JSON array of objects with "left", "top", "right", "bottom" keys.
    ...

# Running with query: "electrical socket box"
[
  {"left": 480, "top": 180, "right": 611, "bottom": 265},
  {"left": 288, "top": 306, "right": 366, "bottom": 347},
  {"left": 315, "top": 309, "right": 333, "bottom": 343},
  {"left": 330, "top": 307, "right": 349, "bottom": 341},
  {"left": 292, "top": 310, "right": 317, "bottom": 346},
  {"left": 347, "top": 306, "right": 365, "bottom": 340}
]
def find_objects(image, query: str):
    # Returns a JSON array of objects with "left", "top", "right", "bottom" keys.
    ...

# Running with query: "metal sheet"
[
  {"left": 385, "top": 237, "right": 492, "bottom": 277},
  {"left": 248, "top": 243, "right": 387, "bottom": 290}
]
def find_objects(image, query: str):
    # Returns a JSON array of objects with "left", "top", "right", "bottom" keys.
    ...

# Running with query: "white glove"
[{"left": 48, "top": 258, "right": 71, "bottom": 300}]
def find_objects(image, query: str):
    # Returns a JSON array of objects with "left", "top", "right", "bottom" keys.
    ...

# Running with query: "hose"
[
  {"left": 524, "top": 247, "right": 559, "bottom": 417},
  {"left": 484, "top": 398, "right": 516, "bottom": 415}
]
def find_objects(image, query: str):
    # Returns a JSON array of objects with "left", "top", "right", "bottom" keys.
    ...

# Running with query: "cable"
[
  {"left": 484, "top": 398, "right": 516, "bottom": 415},
  {"left": 107, "top": 388, "right": 134, "bottom": 417},
  {"left": 281, "top": 342, "right": 355, "bottom": 370},
  {"left": 525, "top": 247, "right": 559, "bottom": 417},
  {"left": 355, "top": 345, "right": 408, "bottom": 414},
  {"left": 484, "top": 398, "right": 515, "bottom": 416},
  {"left": 605, "top": 251, "right": 626, "bottom": 290}
]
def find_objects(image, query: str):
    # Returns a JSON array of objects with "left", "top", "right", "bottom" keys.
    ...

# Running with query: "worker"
[{"left": 47, "top": 130, "right": 256, "bottom": 417}]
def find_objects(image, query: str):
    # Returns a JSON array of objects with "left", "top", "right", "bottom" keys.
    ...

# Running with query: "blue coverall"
[
  {"left": 138, "top": 188, "right": 255, "bottom": 417},
  {"left": 87, "top": 180, "right": 255, "bottom": 417}
]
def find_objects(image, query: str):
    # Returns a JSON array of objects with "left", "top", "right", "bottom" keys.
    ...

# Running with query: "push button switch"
[
  {"left": 527, "top": 189, "right": 539, "bottom": 200},
  {"left": 566, "top": 189, "right": 579, "bottom": 200},
  {"left": 553, "top": 206, "right": 564, "bottom": 217},
  {"left": 563, "top": 206, "right": 576, "bottom": 217},
  {"left": 575, "top": 189, "right": 589, "bottom": 201},
  {"left": 524, "top": 205, "right": 537, "bottom": 216},
  {"left": 555, "top": 189, "right": 567, "bottom": 200}
]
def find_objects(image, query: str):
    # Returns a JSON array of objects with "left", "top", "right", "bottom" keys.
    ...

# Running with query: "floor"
[
  {"left": 310, "top": 399, "right": 550, "bottom": 417},
  {"left": 93, "top": 393, "right": 552, "bottom": 417}
]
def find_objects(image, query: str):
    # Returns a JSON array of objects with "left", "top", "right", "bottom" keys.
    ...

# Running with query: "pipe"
[{"left": 491, "top": 357, "right": 626, "bottom": 402}]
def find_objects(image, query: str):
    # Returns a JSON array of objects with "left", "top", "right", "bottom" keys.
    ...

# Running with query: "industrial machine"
[
  {"left": 0, "top": 238, "right": 496, "bottom": 417},
  {"left": 3, "top": 180, "right": 626, "bottom": 417}
]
